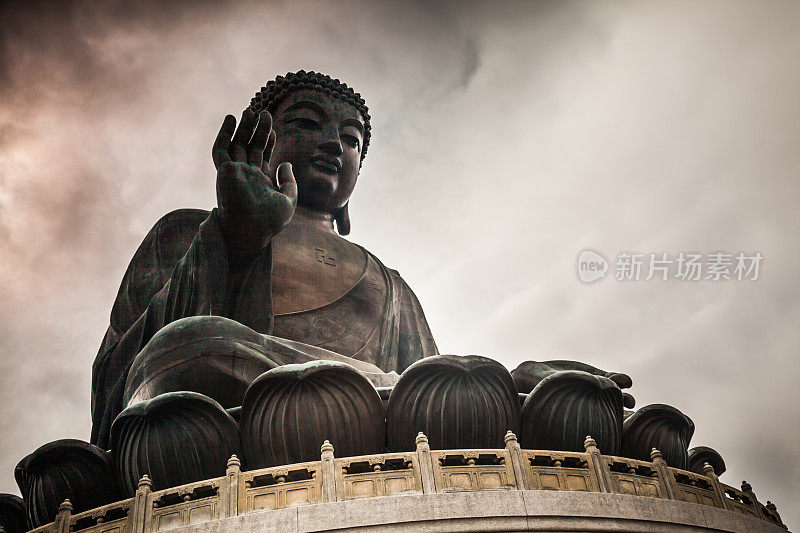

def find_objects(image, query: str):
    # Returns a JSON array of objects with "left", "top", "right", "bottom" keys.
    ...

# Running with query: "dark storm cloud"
[
  {"left": 0, "top": 0, "right": 226, "bottom": 100},
  {"left": 0, "top": 0, "right": 234, "bottom": 303}
]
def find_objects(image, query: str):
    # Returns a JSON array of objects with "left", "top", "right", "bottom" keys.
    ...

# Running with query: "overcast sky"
[{"left": 1, "top": 0, "right": 798, "bottom": 527}]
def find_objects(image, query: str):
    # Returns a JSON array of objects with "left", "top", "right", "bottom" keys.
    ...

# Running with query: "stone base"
[{"left": 166, "top": 490, "right": 787, "bottom": 533}]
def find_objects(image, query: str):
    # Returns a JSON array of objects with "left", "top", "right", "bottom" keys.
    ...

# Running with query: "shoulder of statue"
[
  {"left": 354, "top": 244, "right": 403, "bottom": 278},
  {"left": 150, "top": 208, "right": 210, "bottom": 236},
  {"left": 143, "top": 208, "right": 211, "bottom": 257}
]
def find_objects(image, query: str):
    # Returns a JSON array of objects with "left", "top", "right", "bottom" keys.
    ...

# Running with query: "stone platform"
[
  {"left": 29, "top": 433, "right": 786, "bottom": 533},
  {"left": 167, "top": 490, "right": 784, "bottom": 532}
]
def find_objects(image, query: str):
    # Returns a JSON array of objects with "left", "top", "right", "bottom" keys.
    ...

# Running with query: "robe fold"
[{"left": 91, "top": 208, "right": 437, "bottom": 449}]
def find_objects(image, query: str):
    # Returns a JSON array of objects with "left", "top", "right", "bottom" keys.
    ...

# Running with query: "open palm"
[{"left": 213, "top": 109, "right": 297, "bottom": 260}]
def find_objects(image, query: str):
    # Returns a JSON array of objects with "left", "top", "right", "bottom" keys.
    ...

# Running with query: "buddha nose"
[{"left": 319, "top": 128, "right": 343, "bottom": 156}]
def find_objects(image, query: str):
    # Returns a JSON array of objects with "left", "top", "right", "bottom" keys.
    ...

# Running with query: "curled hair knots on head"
[{"left": 249, "top": 70, "right": 372, "bottom": 161}]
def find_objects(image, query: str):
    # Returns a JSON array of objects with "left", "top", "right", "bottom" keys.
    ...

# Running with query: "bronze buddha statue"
[
  {"left": 90, "top": 71, "right": 439, "bottom": 450},
  {"left": 9, "top": 72, "right": 727, "bottom": 532}
]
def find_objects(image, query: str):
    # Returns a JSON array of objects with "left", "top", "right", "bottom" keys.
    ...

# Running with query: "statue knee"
[
  {"left": 123, "top": 316, "right": 274, "bottom": 409},
  {"left": 147, "top": 315, "right": 265, "bottom": 349}
]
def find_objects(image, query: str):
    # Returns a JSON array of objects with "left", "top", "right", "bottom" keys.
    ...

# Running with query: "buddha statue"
[
  {"left": 89, "top": 71, "right": 440, "bottom": 452},
  {"left": 87, "top": 69, "right": 642, "bottom": 470},
  {"left": 18, "top": 72, "right": 694, "bottom": 530}
]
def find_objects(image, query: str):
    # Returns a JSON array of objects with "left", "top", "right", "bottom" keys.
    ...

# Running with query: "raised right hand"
[{"left": 213, "top": 109, "right": 297, "bottom": 261}]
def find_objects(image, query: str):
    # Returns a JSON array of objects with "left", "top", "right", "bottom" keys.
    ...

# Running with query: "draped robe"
[{"left": 90, "top": 208, "right": 438, "bottom": 449}]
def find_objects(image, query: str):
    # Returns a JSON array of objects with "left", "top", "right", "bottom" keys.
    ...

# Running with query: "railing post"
[
  {"left": 131, "top": 474, "right": 152, "bottom": 533},
  {"left": 504, "top": 430, "right": 527, "bottom": 490},
  {"left": 650, "top": 448, "right": 678, "bottom": 500},
  {"left": 740, "top": 481, "right": 765, "bottom": 519},
  {"left": 765, "top": 501, "right": 787, "bottom": 529},
  {"left": 223, "top": 455, "right": 241, "bottom": 518},
  {"left": 53, "top": 499, "right": 72, "bottom": 533},
  {"left": 320, "top": 440, "right": 338, "bottom": 503},
  {"left": 415, "top": 432, "right": 437, "bottom": 494},
  {"left": 701, "top": 463, "right": 730, "bottom": 510},
  {"left": 583, "top": 436, "right": 614, "bottom": 493}
]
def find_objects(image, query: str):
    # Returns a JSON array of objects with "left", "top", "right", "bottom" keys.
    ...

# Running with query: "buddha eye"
[
  {"left": 290, "top": 117, "right": 320, "bottom": 130},
  {"left": 342, "top": 134, "right": 360, "bottom": 149}
]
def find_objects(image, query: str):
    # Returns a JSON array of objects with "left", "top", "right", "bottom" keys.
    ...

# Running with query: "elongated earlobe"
[{"left": 334, "top": 203, "right": 351, "bottom": 235}]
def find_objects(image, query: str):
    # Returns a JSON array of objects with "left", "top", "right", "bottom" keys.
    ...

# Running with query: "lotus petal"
[
  {"left": 621, "top": 404, "right": 694, "bottom": 469},
  {"left": 240, "top": 360, "right": 385, "bottom": 468},
  {"left": 14, "top": 440, "right": 121, "bottom": 529},
  {"left": 386, "top": 355, "right": 520, "bottom": 451},
  {"left": 519, "top": 370, "right": 623, "bottom": 454},
  {"left": 111, "top": 392, "right": 240, "bottom": 495},
  {"left": 688, "top": 446, "right": 726, "bottom": 476},
  {"left": 0, "top": 493, "right": 27, "bottom": 533}
]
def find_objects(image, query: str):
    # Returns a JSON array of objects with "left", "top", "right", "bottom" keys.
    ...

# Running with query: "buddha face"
[{"left": 267, "top": 90, "right": 365, "bottom": 214}]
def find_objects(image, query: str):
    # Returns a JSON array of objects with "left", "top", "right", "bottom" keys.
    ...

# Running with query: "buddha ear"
[{"left": 334, "top": 203, "right": 351, "bottom": 236}]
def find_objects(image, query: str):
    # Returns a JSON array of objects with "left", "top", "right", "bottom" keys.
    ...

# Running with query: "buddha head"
[{"left": 250, "top": 71, "right": 371, "bottom": 235}]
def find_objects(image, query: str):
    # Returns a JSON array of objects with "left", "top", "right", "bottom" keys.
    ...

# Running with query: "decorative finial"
[
  {"left": 58, "top": 499, "right": 73, "bottom": 512},
  {"left": 702, "top": 462, "right": 715, "bottom": 475},
  {"left": 583, "top": 436, "right": 597, "bottom": 450},
  {"left": 321, "top": 440, "right": 334, "bottom": 454},
  {"left": 227, "top": 454, "right": 241, "bottom": 468},
  {"left": 415, "top": 432, "right": 429, "bottom": 445},
  {"left": 504, "top": 430, "right": 518, "bottom": 444},
  {"left": 650, "top": 447, "right": 663, "bottom": 461},
  {"left": 766, "top": 501, "right": 777, "bottom": 511},
  {"left": 741, "top": 480, "right": 752, "bottom": 492},
  {"left": 138, "top": 474, "right": 152, "bottom": 490}
]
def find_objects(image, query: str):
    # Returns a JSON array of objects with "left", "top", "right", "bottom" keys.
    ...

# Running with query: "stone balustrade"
[{"left": 27, "top": 432, "right": 786, "bottom": 532}]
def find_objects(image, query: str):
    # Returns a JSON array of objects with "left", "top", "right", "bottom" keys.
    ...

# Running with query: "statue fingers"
[
  {"left": 608, "top": 372, "right": 633, "bottom": 390},
  {"left": 230, "top": 109, "right": 256, "bottom": 162},
  {"left": 261, "top": 130, "right": 276, "bottom": 175},
  {"left": 276, "top": 162, "right": 298, "bottom": 206},
  {"left": 247, "top": 111, "right": 272, "bottom": 167},
  {"left": 622, "top": 392, "right": 636, "bottom": 409},
  {"left": 212, "top": 115, "right": 236, "bottom": 169}
]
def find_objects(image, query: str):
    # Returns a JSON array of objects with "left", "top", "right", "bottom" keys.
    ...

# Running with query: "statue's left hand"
[{"left": 512, "top": 360, "right": 636, "bottom": 408}]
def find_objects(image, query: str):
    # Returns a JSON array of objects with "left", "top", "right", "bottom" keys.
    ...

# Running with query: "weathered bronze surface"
[
  {"left": 689, "top": 445, "right": 726, "bottom": 476},
  {"left": 14, "top": 440, "right": 121, "bottom": 529},
  {"left": 110, "top": 392, "right": 240, "bottom": 495},
  {"left": 519, "top": 370, "right": 623, "bottom": 454},
  {"left": 240, "top": 360, "right": 385, "bottom": 468},
  {"left": 512, "top": 360, "right": 635, "bottom": 409},
  {"left": 621, "top": 404, "right": 695, "bottom": 470},
  {"left": 0, "top": 493, "right": 26, "bottom": 533},
  {"left": 386, "top": 355, "right": 520, "bottom": 452}
]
